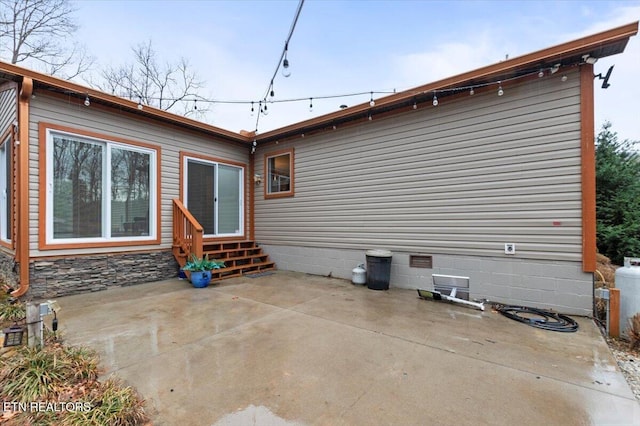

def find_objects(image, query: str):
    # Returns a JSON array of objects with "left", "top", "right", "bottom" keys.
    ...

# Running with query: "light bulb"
[
  {"left": 309, "top": 98, "right": 313, "bottom": 112},
  {"left": 84, "top": 96, "right": 90, "bottom": 107},
  {"left": 137, "top": 100, "right": 143, "bottom": 110},
  {"left": 561, "top": 75, "right": 568, "bottom": 82},
  {"left": 413, "top": 101, "right": 417, "bottom": 110},
  {"left": 432, "top": 94, "right": 438, "bottom": 107},
  {"left": 270, "top": 89, "right": 275, "bottom": 98},
  {"left": 498, "top": 85, "right": 504, "bottom": 96},
  {"left": 469, "top": 88, "right": 474, "bottom": 96},
  {"left": 368, "top": 113, "right": 372, "bottom": 121},
  {"left": 282, "top": 58, "right": 291, "bottom": 77},
  {"left": 369, "top": 92, "right": 375, "bottom": 107},
  {"left": 250, "top": 102, "right": 254, "bottom": 116},
  {"left": 263, "top": 104, "right": 269, "bottom": 115},
  {"left": 538, "top": 70, "right": 544, "bottom": 78}
]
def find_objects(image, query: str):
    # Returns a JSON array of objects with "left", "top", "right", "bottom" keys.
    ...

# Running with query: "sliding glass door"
[{"left": 184, "top": 157, "right": 243, "bottom": 237}]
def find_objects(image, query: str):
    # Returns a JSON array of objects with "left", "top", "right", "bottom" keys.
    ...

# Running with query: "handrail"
[{"left": 172, "top": 199, "right": 203, "bottom": 260}]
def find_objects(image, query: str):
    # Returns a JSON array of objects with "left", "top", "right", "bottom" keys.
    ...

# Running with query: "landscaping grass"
[{"left": 0, "top": 325, "right": 148, "bottom": 425}]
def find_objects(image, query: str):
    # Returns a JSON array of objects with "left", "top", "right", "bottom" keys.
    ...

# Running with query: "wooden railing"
[{"left": 172, "top": 199, "right": 203, "bottom": 264}]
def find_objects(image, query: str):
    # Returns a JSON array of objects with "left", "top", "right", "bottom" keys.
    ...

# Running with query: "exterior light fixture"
[
  {"left": 282, "top": 57, "right": 291, "bottom": 77},
  {"left": 3, "top": 324, "right": 24, "bottom": 347}
]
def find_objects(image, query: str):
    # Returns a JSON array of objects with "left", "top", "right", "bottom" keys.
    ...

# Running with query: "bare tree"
[
  {"left": 0, "top": 0, "right": 93, "bottom": 78},
  {"left": 93, "top": 40, "right": 210, "bottom": 119}
]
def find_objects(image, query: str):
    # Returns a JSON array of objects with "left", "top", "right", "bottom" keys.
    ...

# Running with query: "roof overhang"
[
  {"left": 0, "top": 62, "right": 248, "bottom": 145},
  {"left": 0, "top": 21, "right": 636, "bottom": 147},
  {"left": 255, "top": 21, "right": 638, "bottom": 145}
]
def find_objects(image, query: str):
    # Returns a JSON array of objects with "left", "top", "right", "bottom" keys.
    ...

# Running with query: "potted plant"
[{"left": 181, "top": 254, "right": 225, "bottom": 288}]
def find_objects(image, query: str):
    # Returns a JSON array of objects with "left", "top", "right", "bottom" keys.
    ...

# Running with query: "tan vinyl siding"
[
  {"left": 28, "top": 94, "right": 248, "bottom": 256},
  {"left": 255, "top": 70, "right": 583, "bottom": 261}
]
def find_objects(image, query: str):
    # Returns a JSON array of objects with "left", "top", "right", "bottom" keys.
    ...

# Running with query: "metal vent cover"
[{"left": 410, "top": 255, "right": 433, "bottom": 269}]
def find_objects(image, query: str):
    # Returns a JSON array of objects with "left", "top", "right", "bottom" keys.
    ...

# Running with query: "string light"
[
  {"left": 368, "top": 112, "right": 372, "bottom": 121},
  {"left": 254, "top": 0, "right": 305, "bottom": 132},
  {"left": 538, "top": 70, "right": 544, "bottom": 78},
  {"left": 282, "top": 56, "right": 291, "bottom": 78},
  {"left": 57, "top": 62, "right": 571, "bottom": 123},
  {"left": 369, "top": 91, "right": 375, "bottom": 107}
]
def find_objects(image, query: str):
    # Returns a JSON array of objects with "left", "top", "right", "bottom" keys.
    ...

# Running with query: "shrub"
[
  {"left": 628, "top": 313, "right": 640, "bottom": 351},
  {"left": 62, "top": 377, "right": 147, "bottom": 425}
]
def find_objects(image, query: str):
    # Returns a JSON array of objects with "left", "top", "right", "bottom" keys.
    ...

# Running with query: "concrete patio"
[{"left": 56, "top": 271, "right": 639, "bottom": 425}]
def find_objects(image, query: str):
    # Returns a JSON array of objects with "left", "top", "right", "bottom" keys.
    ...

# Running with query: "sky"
[{"left": 69, "top": 0, "right": 640, "bottom": 141}]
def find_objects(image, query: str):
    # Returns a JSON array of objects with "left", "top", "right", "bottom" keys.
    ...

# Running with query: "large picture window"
[
  {"left": 0, "top": 135, "right": 11, "bottom": 243},
  {"left": 265, "top": 148, "right": 294, "bottom": 199},
  {"left": 45, "top": 128, "right": 157, "bottom": 244}
]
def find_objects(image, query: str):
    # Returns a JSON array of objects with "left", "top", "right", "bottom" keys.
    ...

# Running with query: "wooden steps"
[{"left": 174, "top": 240, "right": 276, "bottom": 282}]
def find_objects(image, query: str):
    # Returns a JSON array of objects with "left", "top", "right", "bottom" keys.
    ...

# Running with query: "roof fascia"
[
  {"left": 256, "top": 21, "right": 638, "bottom": 143},
  {"left": 0, "top": 61, "right": 250, "bottom": 144}
]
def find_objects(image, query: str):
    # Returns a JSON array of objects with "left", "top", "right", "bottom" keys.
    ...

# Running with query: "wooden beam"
[
  {"left": 609, "top": 287, "right": 620, "bottom": 338},
  {"left": 580, "top": 64, "right": 596, "bottom": 273}
]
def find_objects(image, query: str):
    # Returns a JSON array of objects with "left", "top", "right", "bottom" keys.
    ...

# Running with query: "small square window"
[{"left": 265, "top": 148, "right": 294, "bottom": 198}]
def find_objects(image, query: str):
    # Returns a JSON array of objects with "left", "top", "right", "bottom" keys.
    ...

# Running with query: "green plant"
[
  {"left": 596, "top": 122, "right": 640, "bottom": 265},
  {"left": 0, "top": 298, "right": 26, "bottom": 323},
  {"left": 181, "top": 254, "right": 224, "bottom": 272},
  {"left": 0, "top": 344, "right": 99, "bottom": 403}
]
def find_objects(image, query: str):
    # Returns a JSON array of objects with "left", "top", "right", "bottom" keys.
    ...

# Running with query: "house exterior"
[{"left": 0, "top": 22, "right": 637, "bottom": 315}]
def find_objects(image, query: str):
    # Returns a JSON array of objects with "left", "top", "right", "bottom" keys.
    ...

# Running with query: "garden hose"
[{"left": 496, "top": 305, "right": 579, "bottom": 332}]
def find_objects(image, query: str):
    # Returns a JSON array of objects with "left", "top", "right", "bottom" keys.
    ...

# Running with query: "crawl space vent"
[{"left": 410, "top": 255, "right": 433, "bottom": 269}]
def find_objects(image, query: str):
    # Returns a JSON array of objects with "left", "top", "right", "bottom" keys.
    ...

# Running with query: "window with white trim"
[
  {"left": 0, "top": 135, "right": 11, "bottom": 243},
  {"left": 265, "top": 148, "right": 294, "bottom": 198},
  {"left": 46, "top": 129, "right": 157, "bottom": 243}
]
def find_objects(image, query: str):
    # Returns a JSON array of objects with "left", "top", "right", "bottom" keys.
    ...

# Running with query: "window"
[
  {"left": 265, "top": 148, "right": 294, "bottom": 198},
  {"left": 0, "top": 135, "right": 11, "bottom": 243},
  {"left": 45, "top": 127, "right": 157, "bottom": 245}
]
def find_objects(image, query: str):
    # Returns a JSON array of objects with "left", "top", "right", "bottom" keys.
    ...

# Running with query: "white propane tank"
[
  {"left": 352, "top": 263, "right": 366, "bottom": 285},
  {"left": 615, "top": 257, "right": 640, "bottom": 338}
]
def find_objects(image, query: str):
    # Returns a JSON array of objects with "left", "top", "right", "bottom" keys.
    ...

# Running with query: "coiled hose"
[{"left": 496, "top": 305, "right": 579, "bottom": 332}]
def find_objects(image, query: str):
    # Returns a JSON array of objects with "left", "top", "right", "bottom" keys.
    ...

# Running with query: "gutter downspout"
[{"left": 12, "top": 77, "right": 32, "bottom": 297}]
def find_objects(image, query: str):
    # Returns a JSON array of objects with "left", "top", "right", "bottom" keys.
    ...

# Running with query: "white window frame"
[
  {"left": 45, "top": 129, "right": 157, "bottom": 245},
  {"left": 265, "top": 148, "right": 294, "bottom": 199},
  {"left": 0, "top": 136, "right": 10, "bottom": 243},
  {"left": 182, "top": 155, "right": 244, "bottom": 238}
]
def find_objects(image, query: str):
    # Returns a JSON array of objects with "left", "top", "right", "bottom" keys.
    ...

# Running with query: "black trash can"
[{"left": 366, "top": 249, "right": 393, "bottom": 290}]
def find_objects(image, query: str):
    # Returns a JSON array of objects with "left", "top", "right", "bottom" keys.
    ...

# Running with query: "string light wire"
[{"left": 254, "top": 0, "right": 305, "bottom": 133}]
